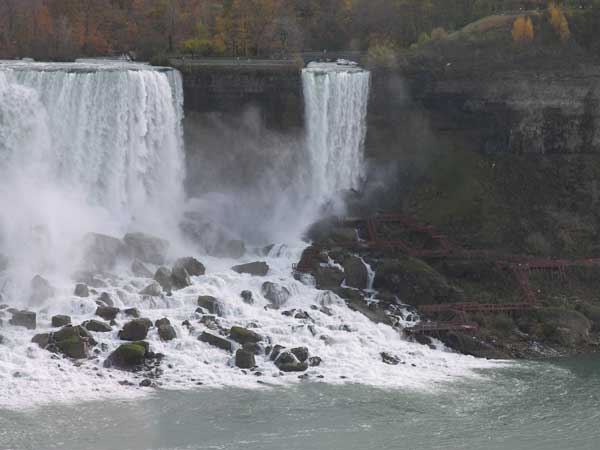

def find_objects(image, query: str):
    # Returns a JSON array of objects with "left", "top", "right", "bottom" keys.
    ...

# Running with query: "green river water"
[{"left": 1, "top": 355, "right": 599, "bottom": 450}]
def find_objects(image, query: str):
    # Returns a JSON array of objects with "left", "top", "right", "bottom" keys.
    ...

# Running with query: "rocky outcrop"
[
  {"left": 123, "top": 232, "right": 169, "bottom": 265},
  {"left": 231, "top": 261, "right": 269, "bottom": 276}
]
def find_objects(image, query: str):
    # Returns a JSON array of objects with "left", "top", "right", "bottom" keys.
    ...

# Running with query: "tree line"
[{"left": 0, "top": 0, "right": 597, "bottom": 61}]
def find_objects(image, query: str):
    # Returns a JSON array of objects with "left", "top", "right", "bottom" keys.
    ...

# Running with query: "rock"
[
  {"left": 314, "top": 266, "right": 345, "bottom": 290},
  {"left": 308, "top": 356, "right": 322, "bottom": 367},
  {"left": 52, "top": 325, "right": 96, "bottom": 359},
  {"left": 9, "top": 310, "right": 36, "bottom": 330},
  {"left": 261, "top": 282, "right": 291, "bottom": 308},
  {"left": 95, "top": 306, "right": 120, "bottom": 321},
  {"left": 139, "top": 281, "right": 163, "bottom": 297},
  {"left": 373, "top": 256, "right": 464, "bottom": 306},
  {"left": 154, "top": 267, "right": 172, "bottom": 294},
  {"left": 82, "top": 319, "right": 112, "bottom": 333},
  {"left": 229, "top": 326, "right": 261, "bottom": 345},
  {"left": 173, "top": 257, "right": 205, "bottom": 277},
  {"left": 123, "top": 232, "right": 169, "bottom": 265},
  {"left": 74, "top": 284, "right": 89, "bottom": 298},
  {"left": 51, "top": 315, "right": 71, "bottom": 327},
  {"left": 231, "top": 261, "right": 269, "bottom": 276},
  {"left": 290, "top": 346, "right": 309, "bottom": 363},
  {"left": 99, "top": 292, "right": 114, "bottom": 307},
  {"left": 171, "top": 266, "right": 191, "bottom": 290},
  {"left": 80, "top": 232, "right": 128, "bottom": 271},
  {"left": 274, "top": 351, "right": 308, "bottom": 372},
  {"left": 269, "top": 344, "right": 285, "bottom": 361},
  {"left": 31, "top": 333, "right": 51, "bottom": 349},
  {"left": 105, "top": 342, "right": 148, "bottom": 369},
  {"left": 0, "top": 334, "right": 4, "bottom": 345},
  {"left": 262, "top": 244, "right": 275, "bottom": 256},
  {"left": 155, "top": 318, "right": 171, "bottom": 328},
  {"left": 30, "top": 275, "right": 55, "bottom": 303},
  {"left": 537, "top": 308, "right": 592, "bottom": 346},
  {"left": 343, "top": 255, "right": 369, "bottom": 289},
  {"left": 158, "top": 324, "right": 177, "bottom": 341},
  {"left": 235, "top": 349, "right": 256, "bottom": 369},
  {"left": 380, "top": 352, "right": 400, "bottom": 365},
  {"left": 131, "top": 260, "right": 153, "bottom": 278},
  {"left": 240, "top": 290, "right": 254, "bottom": 304},
  {"left": 197, "top": 296, "right": 224, "bottom": 316},
  {"left": 124, "top": 308, "right": 140, "bottom": 318},
  {"left": 199, "top": 331, "right": 233, "bottom": 351},
  {"left": 139, "top": 378, "right": 153, "bottom": 387},
  {"left": 242, "top": 342, "right": 262, "bottom": 355},
  {"left": 118, "top": 319, "right": 151, "bottom": 341}
]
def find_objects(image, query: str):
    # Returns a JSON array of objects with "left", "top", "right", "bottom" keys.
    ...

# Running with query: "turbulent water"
[
  {"left": 0, "top": 60, "right": 496, "bottom": 412},
  {"left": 302, "top": 63, "right": 370, "bottom": 206},
  {"left": 2, "top": 356, "right": 599, "bottom": 450}
]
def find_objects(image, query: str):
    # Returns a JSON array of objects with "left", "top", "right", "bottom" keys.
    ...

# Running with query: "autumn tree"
[
  {"left": 512, "top": 15, "right": 534, "bottom": 44},
  {"left": 549, "top": 3, "right": 570, "bottom": 43}
]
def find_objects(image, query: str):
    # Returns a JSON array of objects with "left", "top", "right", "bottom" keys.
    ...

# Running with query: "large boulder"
[
  {"left": 290, "top": 346, "right": 309, "bottom": 363},
  {"left": 274, "top": 351, "right": 308, "bottom": 372},
  {"left": 95, "top": 306, "right": 120, "bottom": 321},
  {"left": 173, "top": 257, "right": 205, "bottom": 277},
  {"left": 51, "top": 315, "right": 71, "bottom": 327},
  {"left": 82, "top": 319, "right": 112, "bottom": 333},
  {"left": 235, "top": 349, "right": 256, "bottom": 369},
  {"left": 30, "top": 275, "right": 55, "bottom": 303},
  {"left": 118, "top": 319, "right": 151, "bottom": 341},
  {"left": 124, "top": 232, "right": 169, "bottom": 265},
  {"left": 104, "top": 342, "right": 148, "bottom": 370},
  {"left": 197, "top": 296, "right": 224, "bottom": 316},
  {"left": 158, "top": 324, "right": 177, "bottom": 341},
  {"left": 231, "top": 262, "right": 269, "bottom": 276},
  {"left": 80, "top": 232, "right": 128, "bottom": 271},
  {"left": 373, "top": 256, "right": 464, "bottom": 306},
  {"left": 261, "top": 282, "right": 291, "bottom": 308},
  {"left": 343, "top": 255, "right": 369, "bottom": 289},
  {"left": 154, "top": 267, "right": 172, "bottom": 294},
  {"left": 229, "top": 326, "right": 261, "bottom": 345},
  {"left": 36, "top": 325, "right": 97, "bottom": 359},
  {"left": 199, "top": 331, "right": 233, "bottom": 352},
  {"left": 9, "top": 310, "right": 36, "bottom": 329},
  {"left": 170, "top": 266, "right": 191, "bottom": 290},
  {"left": 537, "top": 308, "right": 592, "bottom": 346}
]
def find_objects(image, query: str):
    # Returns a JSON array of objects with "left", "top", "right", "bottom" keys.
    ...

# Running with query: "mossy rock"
[
  {"left": 105, "top": 343, "right": 147, "bottom": 369},
  {"left": 229, "top": 326, "right": 262, "bottom": 345},
  {"left": 56, "top": 336, "right": 89, "bottom": 359}
]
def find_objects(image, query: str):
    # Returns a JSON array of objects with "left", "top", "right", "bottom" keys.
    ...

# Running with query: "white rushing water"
[
  {"left": 0, "top": 60, "right": 185, "bottom": 289},
  {"left": 0, "top": 60, "right": 498, "bottom": 410},
  {"left": 302, "top": 62, "right": 370, "bottom": 207}
]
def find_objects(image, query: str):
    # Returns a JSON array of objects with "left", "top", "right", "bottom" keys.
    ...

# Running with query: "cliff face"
[{"left": 175, "top": 62, "right": 304, "bottom": 130}]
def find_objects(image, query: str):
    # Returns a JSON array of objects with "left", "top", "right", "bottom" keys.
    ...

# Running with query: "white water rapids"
[{"left": 0, "top": 61, "right": 497, "bottom": 410}]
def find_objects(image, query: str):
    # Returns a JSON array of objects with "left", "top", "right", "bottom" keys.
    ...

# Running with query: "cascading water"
[
  {"left": 0, "top": 60, "right": 496, "bottom": 410},
  {"left": 302, "top": 62, "right": 370, "bottom": 209},
  {"left": 0, "top": 61, "right": 185, "bottom": 288}
]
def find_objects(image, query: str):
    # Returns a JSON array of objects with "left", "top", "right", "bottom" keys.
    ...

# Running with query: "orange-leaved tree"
[
  {"left": 512, "top": 16, "right": 534, "bottom": 44},
  {"left": 548, "top": 3, "right": 570, "bottom": 43}
]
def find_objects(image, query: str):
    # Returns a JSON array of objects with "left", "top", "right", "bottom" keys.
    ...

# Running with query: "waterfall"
[
  {"left": 0, "top": 60, "right": 185, "bottom": 281},
  {"left": 302, "top": 62, "right": 370, "bottom": 206}
]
